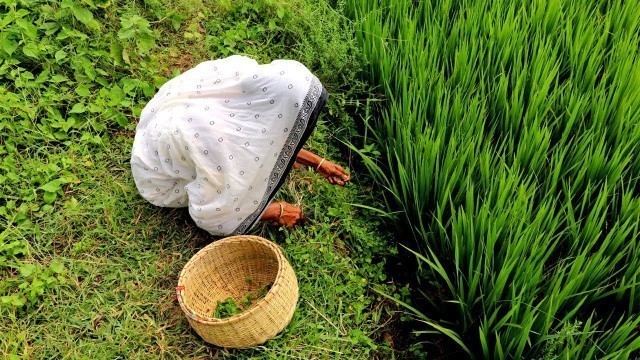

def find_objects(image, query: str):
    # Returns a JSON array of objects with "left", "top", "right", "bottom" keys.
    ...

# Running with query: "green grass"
[
  {"left": 0, "top": 0, "right": 403, "bottom": 358},
  {"left": 346, "top": 0, "right": 640, "bottom": 358}
]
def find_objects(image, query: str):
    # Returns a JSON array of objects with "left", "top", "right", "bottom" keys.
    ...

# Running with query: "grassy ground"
[{"left": 0, "top": 1, "right": 403, "bottom": 358}]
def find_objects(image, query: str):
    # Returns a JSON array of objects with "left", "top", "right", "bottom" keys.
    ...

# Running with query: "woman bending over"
[{"left": 130, "top": 55, "right": 350, "bottom": 236}]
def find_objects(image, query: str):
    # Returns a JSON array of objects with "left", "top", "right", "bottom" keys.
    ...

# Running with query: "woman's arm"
[{"left": 295, "top": 149, "right": 323, "bottom": 168}]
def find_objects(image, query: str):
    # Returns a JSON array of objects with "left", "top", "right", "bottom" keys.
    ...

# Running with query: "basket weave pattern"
[{"left": 176, "top": 235, "right": 298, "bottom": 348}]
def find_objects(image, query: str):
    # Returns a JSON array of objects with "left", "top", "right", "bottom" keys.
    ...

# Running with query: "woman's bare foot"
[
  {"left": 316, "top": 159, "right": 351, "bottom": 186},
  {"left": 260, "top": 201, "right": 304, "bottom": 227}
]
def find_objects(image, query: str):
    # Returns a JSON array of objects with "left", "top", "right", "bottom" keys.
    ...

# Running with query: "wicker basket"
[{"left": 176, "top": 235, "right": 299, "bottom": 348}]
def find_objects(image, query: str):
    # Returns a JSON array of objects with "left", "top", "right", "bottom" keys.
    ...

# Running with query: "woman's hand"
[
  {"left": 316, "top": 160, "right": 351, "bottom": 186},
  {"left": 295, "top": 149, "right": 351, "bottom": 186},
  {"left": 260, "top": 201, "right": 304, "bottom": 227},
  {"left": 277, "top": 202, "right": 303, "bottom": 227}
]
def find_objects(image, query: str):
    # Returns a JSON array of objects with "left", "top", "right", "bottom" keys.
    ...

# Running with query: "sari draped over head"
[{"left": 130, "top": 55, "right": 328, "bottom": 235}]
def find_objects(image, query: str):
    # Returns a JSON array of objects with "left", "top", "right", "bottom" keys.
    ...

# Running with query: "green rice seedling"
[{"left": 347, "top": 0, "right": 640, "bottom": 357}]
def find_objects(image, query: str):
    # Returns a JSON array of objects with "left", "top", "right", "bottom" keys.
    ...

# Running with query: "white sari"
[{"left": 130, "top": 55, "right": 328, "bottom": 235}]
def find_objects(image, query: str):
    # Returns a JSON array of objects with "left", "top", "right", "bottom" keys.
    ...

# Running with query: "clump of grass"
[{"left": 347, "top": 0, "right": 640, "bottom": 358}]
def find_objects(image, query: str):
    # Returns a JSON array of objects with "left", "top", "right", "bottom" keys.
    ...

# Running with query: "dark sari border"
[{"left": 231, "top": 78, "right": 329, "bottom": 234}]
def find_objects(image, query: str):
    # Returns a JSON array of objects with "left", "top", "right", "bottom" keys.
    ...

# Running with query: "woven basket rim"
[{"left": 176, "top": 235, "right": 288, "bottom": 325}]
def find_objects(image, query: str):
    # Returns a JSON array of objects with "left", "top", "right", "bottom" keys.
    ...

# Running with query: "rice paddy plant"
[{"left": 346, "top": 0, "right": 640, "bottom": 357}]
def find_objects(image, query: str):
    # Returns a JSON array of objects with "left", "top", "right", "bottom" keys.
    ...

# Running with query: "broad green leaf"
[
  {"left": 59, "top": 118, "right": 76, "bottom": 132},
  {"left": 15, "top": 18, "right": 38, "bottom": 39},
  {"left": 14, "top": 9, "right": 30, "bottom": 17},
  {"left": 19, "top": 263, "right": 36, "bottom": 277},
  {"left": 71, "top": 5, "right": 95, "bottom": 26},
  {"left": 75, "top": 85, "right": 91, "bottom": 97},
  {"left": 96, "top": 76, "right": 110, "bottom": 87},
  {"left": 170, "top": 14, "right": 183, "bottom": 31},
  {"left": 22, "top": 43, "right": 40, "bottom": 58},
  {"left": 55, "top": 49, "right": 67, "bottom": 62},
  {"left": 35, "top": 69, "right": 50, "bottom": 84},
  {"left": 58, "top": 27, "right": 88, "bottom": 40},
  {"left": 0, "top": 35, "right": 18, "bottom": 56},
  {"left": 69, "top": 103, "right": 87, "bottom": 114},
  {"left": 43, "top": 191, "right": 57, "bottom": 204},
  {"left": 121, "top": 79, "right": 137, "bottom": 95},
  {"left": 50, "top": 74, "right": 69, "bottom": 83},
  {"left": 119, "top": 16, "right": 134, "bottom": 30},
  {"left": 153, "top": 77, "right": 168, "bottom": 89},
  {"left": 108, "top": 85, "right": 124, "bottom": 105},
  {"left": 0, "top": 12, "right": 14, "bottom": 28},
  {"left": 137, "top": 35, "right": 156, "bottom": 54},
  {"left": 117, "top": 28, "right": 136, "bottom": 40},
  {"left": 20, "top": 71, "right": 34, "bottom": 80},
  {"left": 41, "top": 21, "right": 60, "bottom": 36},
  {"left": 115, "top": 113, "right": 128, "bottom": 127},
  {"left": 39, "top": 180, "right": 61, "bottom": 193},
  {"left": 77, "top": 57, "right": 97, "bottom": 80},
  {"left": 109, "top": 42, "right": 123, "bottom": 65},
  {"left": 1, "top": 295, "right": 25, "bottom": 308},
  {"left": 50, "top": 261, "right": 64, "bottom": 274}
]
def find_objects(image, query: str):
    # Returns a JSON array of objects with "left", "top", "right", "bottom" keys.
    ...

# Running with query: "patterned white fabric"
[{"left": 131, "top": 55, "right": 327, "bottom": 235}]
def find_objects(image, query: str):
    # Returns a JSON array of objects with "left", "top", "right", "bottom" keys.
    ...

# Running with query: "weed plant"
[{"left": 346, "top": 0, "right": 640, "bottom": 358}]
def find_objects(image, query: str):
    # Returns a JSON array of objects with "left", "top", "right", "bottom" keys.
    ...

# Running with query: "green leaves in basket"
[
  {"left": 241, "top": 283, "right": 272, "bottom": 310},
  {"left": 213, "top": 298, "right": 243, "bottom": 319},
  {"left": 213, "top": 283, "right": 272, "bottom": 319}
]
